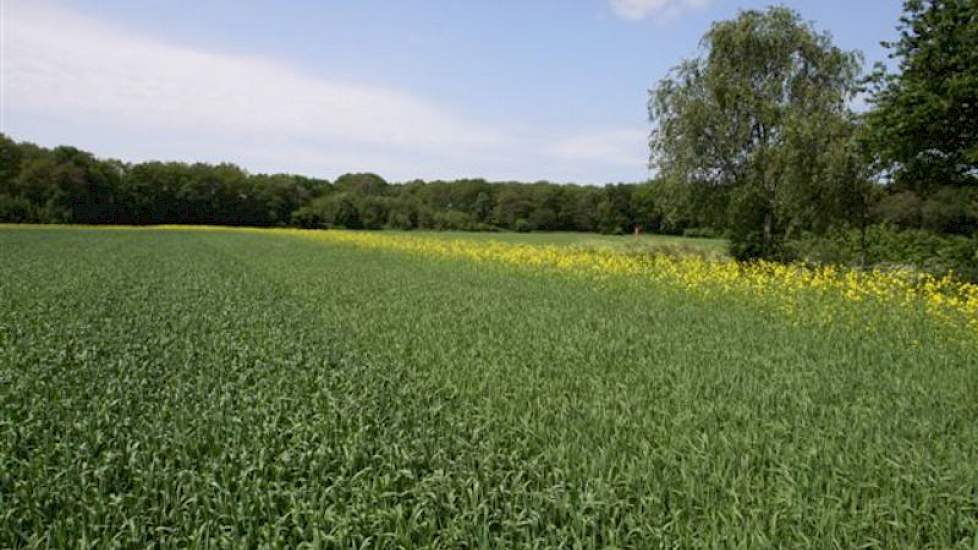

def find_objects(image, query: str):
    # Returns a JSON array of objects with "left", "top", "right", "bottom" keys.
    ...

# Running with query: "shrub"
[{"left": 789, "top": 224, "right": 978, "bottom": 281}]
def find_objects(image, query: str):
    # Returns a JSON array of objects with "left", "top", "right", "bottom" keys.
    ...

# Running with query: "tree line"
[
  {"left": 0, "top": 138, "right": 660, "bottom": 234},
  {"left": 0, "top": 140, "right": 325, "bottom": 227},
  {"left": 1, "top": 1, "right": 975, "bottom": 276}
]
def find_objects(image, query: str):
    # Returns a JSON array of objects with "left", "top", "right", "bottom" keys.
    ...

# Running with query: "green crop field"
[
  {"left": 396, "top": 230, "right": 729, "bottom": 256},
  {"left": 2, "top": 226, "right": 977, "bottom": 548}
]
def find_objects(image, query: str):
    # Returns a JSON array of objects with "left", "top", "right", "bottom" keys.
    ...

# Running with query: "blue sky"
[{"left": 2, "top": 0, "right": 903, "bottom": 184}]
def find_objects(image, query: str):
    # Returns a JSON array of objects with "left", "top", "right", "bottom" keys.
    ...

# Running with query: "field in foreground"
[{"left": 1, "top": 226, "right": 977, "bottom": 548}]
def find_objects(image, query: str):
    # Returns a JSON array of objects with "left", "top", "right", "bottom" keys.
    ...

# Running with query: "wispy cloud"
[
  {"left": 549, "top": 129, "right": 649, "bottom": 170},
  {"left": 609, "top": 0, "right": 710, "bottom": 21},
  {"left": 2, "top": 1, "right": 502, "bottom": 172},
  {"left": 1, "top": 1, "right": 651, "bottom": 183}
]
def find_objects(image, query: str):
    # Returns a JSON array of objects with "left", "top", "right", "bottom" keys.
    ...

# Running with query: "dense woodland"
[
  {"left": 1, "top": 1, "right": 975, "bottom": 276},
  {"left": 0, "top": 137, "right": 655, "bottom": 234}
]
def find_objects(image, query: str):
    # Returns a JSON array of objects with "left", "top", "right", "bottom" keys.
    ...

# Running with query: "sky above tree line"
[{"left": 2, "top": 0, "right": 902, "bottom": 184}]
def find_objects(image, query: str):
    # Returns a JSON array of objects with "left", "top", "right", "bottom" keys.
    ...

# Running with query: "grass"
[
  {"left": 402, "top": 229, "right": 729, "bottom": 256},
  {"left": 1, "top": 225, "right": 976, "bottom": 548}
]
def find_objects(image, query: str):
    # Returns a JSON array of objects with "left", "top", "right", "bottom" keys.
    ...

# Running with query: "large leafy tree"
[
  {"left": 649, "top": 7, "right": 864, "bottom": 258},
  {"left": 865, "top": 0, "right": 978, "bottom": 193}
]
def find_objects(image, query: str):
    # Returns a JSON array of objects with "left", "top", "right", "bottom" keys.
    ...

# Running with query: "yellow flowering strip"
[
  {"left": 289, "top": 229, "right": 978, "bottom": 336},
  {"left": 17, "top": 224, "right": 971, "bottom": 336}
]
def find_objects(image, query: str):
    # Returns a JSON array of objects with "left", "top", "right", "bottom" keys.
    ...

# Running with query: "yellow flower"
[{"left": 287, "top": 229, "right": 978, "bottom": 342}]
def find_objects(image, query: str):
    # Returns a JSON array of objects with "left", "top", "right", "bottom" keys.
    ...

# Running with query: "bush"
[
  {"left": 873, "top": 187, "right": 978, "bottom": 235},
  {"left": 920, "top": 187, "right": 978, "bottom": 235},
  {"left": 873, "top": 191, "right": 922, "bottom": 228},
  {"left": 728, "top": 232, "right": 771, "bottom": 262},
  {"left": 789, "top": 224, "right": 978, "bottom": 281},
  {"left": 514, "top": 219, "right": 532, "bottom": 233}
]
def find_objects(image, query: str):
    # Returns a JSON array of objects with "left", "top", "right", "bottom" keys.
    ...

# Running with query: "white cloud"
[
  {"left": 1, "top": 1, "right": 501, "bottom": 168},
  {"left": 609, "top": 0, "right": 710, "bottom": 21},
  {"left": 549, "top": 129, "right": 649, "bottom": 169},
  {"left": 0, "top": 1, "right": 652, "bottom": 183}
]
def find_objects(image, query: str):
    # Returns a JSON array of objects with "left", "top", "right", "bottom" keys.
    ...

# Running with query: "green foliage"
[
  {"left": 0, "top": 136, "right": 329, "bottom": 227},
  {"left": 789, "top": 224, "right": 978, "bottom": 280},
  {"left": 473, "top": 191, "right": 492, "bottom": 222},
  {"left": 649, "top": 6, "right": 866, "bottom": 259},
  {"left": 0, "top": 134, "right": 645, "bottom": 235},
  {"left": 874, "top": 186, "right": 978, "bottom": 234},
  {"left": 629, "top": 182, "right": 663, "bottom": 232},
  {"left": 333, "top": 172, "right": 389, "bottom": 195},
  {"left": 385, "top": 201, "right": 418, "bottom": 230},
  {"left": 513, "top": 218, "right": 531, "bottom": 232},
  {"left": 1, "top": 227, "right": 975, "bottom": 546},
  {"left": 864, "top": 0, "right": 978, "bottom": 192},
  {"left": 0, "top": 194, "right": 37, "bottom": 223},
  {"left": 314, "top": 194, "right": 363, "bottom": 229},
  {"left": 0, "top": 134, "right": 24, "bottom": 192},
  {"left": 919, "top": 187, "right": 978, "bottom": 234},
  {"left": 594, "top": 184, "right": 633, "bottom": 234}
]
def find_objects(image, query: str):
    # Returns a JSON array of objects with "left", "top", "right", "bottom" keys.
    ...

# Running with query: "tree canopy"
[
  {"left": 0, "top": 134, "right": 662, "bottom": 235},
  {"left": 649, "top": 6, "right": 866, "bottom": 258},
  {"left": 865, "top": 0, "right": 978, "bottom": 194}
]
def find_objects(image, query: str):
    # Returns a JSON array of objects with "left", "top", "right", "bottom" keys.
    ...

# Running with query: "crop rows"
[{"left": 2, "top": 226, "right": 977, "bottom": 548}]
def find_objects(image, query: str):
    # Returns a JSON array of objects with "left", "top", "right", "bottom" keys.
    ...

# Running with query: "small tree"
[{"left": 649, "top": 6, "right": 863, "bottom": 259}]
